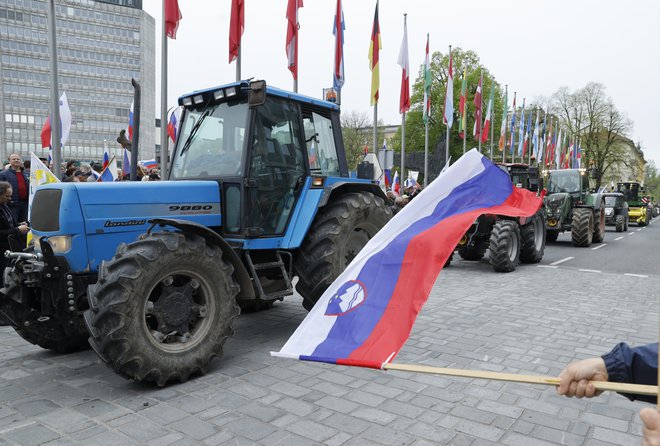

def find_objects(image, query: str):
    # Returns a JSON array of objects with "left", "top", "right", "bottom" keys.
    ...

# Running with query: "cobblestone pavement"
[{"left": 0, "top": 262, "right": 658, "bottom": 445}]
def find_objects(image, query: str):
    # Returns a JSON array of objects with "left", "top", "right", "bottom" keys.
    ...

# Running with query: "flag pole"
[
  {"left": 160, "top": 0, "right": 169, "bottom": 179},
  {"left": 528, "top": 108, "right": 533, "bottom": 165},
  {"left": 46, "top": 0, "right": 62, "bottom": 180},
  {"left": 445, "top": 45, "right": 451, "bottom": 171},
  {"left": 462, "top": 64, "right": 467, "bottom": 156},
  {"left": 477, "top": 68, "right": 483, "bottom": 154},
  {"left": 400, "top": 13, "right": 406, "bottom": 182},
  {"left": 490, "top": 92, "right": 494, "bottom": 160},
  {"left": 502, "top": 85, "right": 507, "bottom": 163},
  {"left": 511, "top": 92, "right": 516, "bottom": 164},
  {"left": 424, "top": 118, "right": 429, "bottom": 187},
  {"left": 236, "top": 45, "right": 241, "bottom": 82}
]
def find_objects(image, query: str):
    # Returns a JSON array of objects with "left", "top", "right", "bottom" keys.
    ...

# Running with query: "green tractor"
[
  {"left": 543, "top": 169, "right": 606, "bottom": 247},
  {"left": 451, "top": 163, "right": 546, "bottom": 272},
  {"left": 617, "top": 182, "right": 651, "bottom": 226}
]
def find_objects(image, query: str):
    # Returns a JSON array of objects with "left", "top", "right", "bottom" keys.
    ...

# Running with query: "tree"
[{"left": 340, "top": 111, "right": 385, "bottom": 171}]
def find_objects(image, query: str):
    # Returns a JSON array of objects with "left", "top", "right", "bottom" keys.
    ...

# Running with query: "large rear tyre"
[
  {"left": 84, "top": 232, "right": 240, "bottom": 386},
  {"left": 592, "top": 207, "right": 606, "bottom": 243},
  {"left": 488, "top": 220, "right": 520, "bottom": 273},
  {"left": 615, "top": 215, "right": 624, "bottom": 232},
  {"left": 294, "top": 191, "right": 391, "bottom": 311},
  {"left": 519, "top": 212, "right": 546, "bottom": 264},
  {"left": 545, "top": 230, "right": 559, "bottom": 243},
  {"left": 571, "top": 208, "right": 594, "bottom": 247},
  {"left": 0, "top": 286, "right": 89, "bottom": 353},
  {"left": 457, "top": 243, "right": 488, "bottom": 261}
]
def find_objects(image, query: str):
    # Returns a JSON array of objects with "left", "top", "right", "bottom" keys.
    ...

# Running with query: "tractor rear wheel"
[
  {"left": 294, "top": 191, "right": 391, "bottom": 311},
  {"left": 545, "top": 230, "right": 559, "bottom": 243},
  {"left": 85, "top": 232, "right": 239, "bottom": 386},
  {"left": 615, "top": 215, "right": 625, "bottom": 232},
  {"left": 592, "top": 207, "right": 606, "bottom": 243},
  {"left": 0, "top": 286, "right": 89, "bottom": 353},
  {"left": 519, "top": 212, "right": 546, "bottom": 264},
  {"left": 488, "top": 220, "right": 520, "bottom": 272},
  {"left": 571, "top": 208, "right": 594, "bottom": 247}
]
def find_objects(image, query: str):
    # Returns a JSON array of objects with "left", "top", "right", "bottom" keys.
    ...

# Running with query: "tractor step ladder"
[{"left": 244, "top": 250, "right": 293, "bottom": 301}]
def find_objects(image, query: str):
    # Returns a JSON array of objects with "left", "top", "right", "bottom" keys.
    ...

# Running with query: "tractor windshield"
[
  {"left": 547, "top": 171, "right": 580, "bottom": 193},
  {"left": 171, "top": 100, "right": 249, "bottom": 179},
  {"left": 604, "top": 196, "right": 617, "bottom": 206}
]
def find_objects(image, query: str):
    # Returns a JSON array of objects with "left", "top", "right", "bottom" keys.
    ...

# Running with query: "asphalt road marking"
[
  {"left": 628, "top": 232, "right": 635, "bottom": 235},
  {"left": 550, "top": 257, "right": 574, "bottom": 266},
  {"left": 637, "top": 228, "right": 642, "bottom": 232},
  {"left": 615, "top": 236, "right": 624, "bottom": 241},
  {"left": 537, "top": 265, "right": 558, "bottom": 268},
  {"left": 592, "top": 244, "right": 607, "bottom": 250},
  {"left": 625, "top": 273, "right": 649, "bottom": 278},
  {"left": 579, "top": 269, "right": 601, "bottom": 273}
]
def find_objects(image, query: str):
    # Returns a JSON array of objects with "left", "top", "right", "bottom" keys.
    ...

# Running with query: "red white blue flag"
[
  {"left": 391, "top": 170, "right": 400, "bottom": 196},
  {"left": 167, "top": 106, "right": 181, "bottom": 143},
  {"left": 332, "top": 0, "right": 345, "bottom": 92},
  {"left": 128, "top": 101, "right": 134, "bottom": 140},
  {"left": 273, "top": 150, "right": 542, "bottom": 368}
]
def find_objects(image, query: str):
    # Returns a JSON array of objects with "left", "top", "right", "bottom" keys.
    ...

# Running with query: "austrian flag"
[{"left": 273, "top": 150, "right": 542, "bottom": 368}]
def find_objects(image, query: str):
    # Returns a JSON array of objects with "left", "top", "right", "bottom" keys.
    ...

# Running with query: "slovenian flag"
[
  {"left": 273, "top": 149, "right": 542, "bottom": 369},
  {"left": 167, "top": 107, "right": 181, "bottom": 143},
  {"left": 128, "top": 101, "right": 134, "bottom": 140},
  {"left": 391, "top": 170, "right": 400, "bottom": 196}
]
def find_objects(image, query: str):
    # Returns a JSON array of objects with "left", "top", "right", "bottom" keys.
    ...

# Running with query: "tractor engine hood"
[{"left": 544, "top": 193, "right": 568, "bottom": 211}]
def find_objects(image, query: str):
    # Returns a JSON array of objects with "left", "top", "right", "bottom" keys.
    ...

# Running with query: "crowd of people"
[{"left": 385, "top": 181, "right": 423, "bottom": 215}]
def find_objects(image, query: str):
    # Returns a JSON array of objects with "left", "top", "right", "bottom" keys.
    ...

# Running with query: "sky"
[{"left": 143, "top": 0, "right": 660, "bottom": 166}]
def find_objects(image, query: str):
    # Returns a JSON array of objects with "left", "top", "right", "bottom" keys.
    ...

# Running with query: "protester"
[
  {"left": 0, "top": 154, "right": 29, "bottom": 222},
  {"left": 0, "top": 181, "right": 29, "bottom": 286},
  {"left": 558, "top": 342, "right": 660, "bottom": 444}
]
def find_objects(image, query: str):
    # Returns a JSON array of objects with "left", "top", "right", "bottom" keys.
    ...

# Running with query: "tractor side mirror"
[{"left": 248, "top": 80, "right": 267, "bottom": 107}]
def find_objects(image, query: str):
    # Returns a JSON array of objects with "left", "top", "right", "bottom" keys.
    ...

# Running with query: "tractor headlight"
[{"left": 34, "top": 235, "right": 72, "bottom": 254}]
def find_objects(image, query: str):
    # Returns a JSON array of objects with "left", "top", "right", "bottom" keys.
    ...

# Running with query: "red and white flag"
[
  {"left": 397, "top": 17, "right": 410, "bottom": 114},
  {"left": 472, "top": 71, "right": 483, "bottom": 141},
  {"left": 286, "top": 0, "right": 304, "bottom": 80},
  {"left": 164, "top": 0, "right": 182, "bottom": 39},
  {"left": 443, "top": 51, "right": 453, "bottom": 128},
  {"left": 229, "top": 0, "right": 244, "bottom": 63},
  {"left": 481, "top": 86, "right": 494, "bottom": 144}
]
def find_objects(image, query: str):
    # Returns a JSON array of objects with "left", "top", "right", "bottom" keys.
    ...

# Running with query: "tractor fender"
[
  {"left": 318, "top": 181, "right": 388, "bottom": 208},
  {"left": 146, "top": 218, "right": 255, "bottom": 300}
]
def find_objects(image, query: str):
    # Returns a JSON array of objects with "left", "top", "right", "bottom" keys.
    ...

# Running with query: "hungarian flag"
[
  {"left": 164, "top": 0, "right": 182, "bottom": 39},
  {"left": 286, "top": 0, "right": 303, "bottom": 80},
  {"left": 397, "top": 17, "right": 410, "bottom": 114},
  {"left": 481, "top": 86, "right": 494, "bottom": 144},
  {"left": 229, "top": 0, "right": 244, "bottom": 63},
  {"left": 332, "top": 0, "right": 345, "bottom": 91},
  {"left": 498, "top": 90, "right": 508, "bottom": 151},
  {"left": 458, "top": 65, "right": 467, "bottom": 139},
  {"left": 422, "top": 34, "right": 431, "bottom": 124},
  {"left": 472, "top": 71, "right": 482, "bottom": 141},
  {"left": 368, "top": 1, "right": 381, "bottom": 106},
  {"left": 443, "top": 51, "right": 453, "bottom": 128}
]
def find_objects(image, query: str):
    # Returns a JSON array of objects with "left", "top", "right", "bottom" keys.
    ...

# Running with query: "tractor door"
[{"left": 246, "top": 97, "right": 306, "bottom": 236}]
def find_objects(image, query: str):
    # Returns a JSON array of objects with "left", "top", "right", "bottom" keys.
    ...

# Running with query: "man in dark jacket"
[
  {"left": 558, "top": 342, "right": 659, "bottom": 443},
  {"left": 0, "top": 154, "right": 29, "bottom": 222}
]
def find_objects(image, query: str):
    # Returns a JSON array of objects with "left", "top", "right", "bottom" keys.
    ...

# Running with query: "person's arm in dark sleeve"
[{"left": 602, "top": 342, "right": 658, "bottom": 403}]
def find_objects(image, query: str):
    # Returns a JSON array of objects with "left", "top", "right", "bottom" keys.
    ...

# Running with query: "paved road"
[{"left": 0, "top": 220, "right": 658, "bottom": 445}]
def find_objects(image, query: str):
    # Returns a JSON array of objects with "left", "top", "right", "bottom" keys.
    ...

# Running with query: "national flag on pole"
[
  {"left": 498, "top": 90, "right": 508, "bottom": 151},
  {"left": 522, "top": 111, "right": 531, "bottom": 159},
  {"left": 384, "top": 169, "right": 391, "bottom": 188},
  {"left": 102, "top": 145, "right": 110, "bottom": 171},
  {"left": 128, "top": 101, "right": 134, "bottom": 140},
  {"left": 472, "top": 71, "right": 483, "bottom": 141},
  {"left": 443, "top": 51, "right": 454, "bottom": 128},
  {"left": 545, "top": 119, "right": 553, "bottom": 166},
  {"left": 98, "top": 156, "right": 118, "bottom": 182},
  {"left": 40, "top": 92, "right": 72, "bottom": 149},
  {"left": 458, "top": 65, "right": 467, "bottom": 139},
  {"left": 509, "top": 93, "right": 517, "bottom": 154},
  {"left": 164, "top": 0, "right": 182, "bottom": 39},
  {"left": 481, "top": 86, "right": 494, "bottom": 144},
  {"left": 286, "top": 0, "right": 304, "bottom": 80},
  {"left": 397, "top": 17, "right": 410, "bottom": 114},
  {"left": 332, "top": 0, "right": 345, "bottom": 92},
  {"left": 368, "top": 1, "right": 381, "bottom": 106},
  {"left": 272, "top": 149, "right": 542, "bottom": 368},
  {"left": 122, "top": 149, "right": 131, "bottom": 177},
  {"left": 229, "top": 0, "right": 244, "bottom": 63},
  {"left": 532, "top": 110, "right": 540, "bottom": 160},
  {"left": 422, "top": 34, "right": 431, "bottom": 124},
  {"left": 167, "top": 107, "right": 181, "bottom": 143},
  {"left": 517, "top": 99, "right": 525, "bottom": 157},
  {"left": 392, "top": 170, "right": 400, "bottom": 196}
]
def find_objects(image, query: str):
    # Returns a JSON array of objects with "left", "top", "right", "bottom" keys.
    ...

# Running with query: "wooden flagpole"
[{"left": 383, "top": 363, "right": 657, "bottom": 397}]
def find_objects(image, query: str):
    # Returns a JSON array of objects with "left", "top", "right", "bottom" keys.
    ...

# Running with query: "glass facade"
[{"left": 0, "top": 0, "right": 155, "bottom": 164}]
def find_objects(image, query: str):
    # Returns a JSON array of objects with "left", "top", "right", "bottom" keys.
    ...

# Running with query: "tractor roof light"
[
  {"left": 213, "top": 89, "right": 225, "bottom": 100},
  {"left": 182, "top": 97, "right": 193, "bottom": 107},
  {"left": 193, "top": 94, "right": 204, "bottom": 105},
  {"left": 225, "top": 87, "right": 237, "bottom": 97}
]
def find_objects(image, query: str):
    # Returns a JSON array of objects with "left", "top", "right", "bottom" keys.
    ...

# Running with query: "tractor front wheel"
[
  {"left": 294, "top": 191, "right": 391, "bottom": 311},
  {"left": 85, "top": 232, "right": 239, "bottom": 386},
  {"left": 519, "top": 212, "right": 546, "bottom": 264},
  {"left": 488, "top": 220, "right": 521, "bottom": 273},
  {"left": 571, "top": 208, "right": 594, "bottom": 247},
  {"left": 615, "top": 215, "right": 625, "bottom": 232}
]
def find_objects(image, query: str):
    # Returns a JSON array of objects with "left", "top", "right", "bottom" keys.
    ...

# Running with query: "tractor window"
[
  {"left": 547, "top": 171, "right": 580, "bottom": 193},
  {"left": 303, "top": 112, "right": 340, "bottom": 176},
  {"left": 248, "top": 97, "right": 305, "bottom": 235},
  {"left": 171, "top": 101, "right": 248, "bottom": 179},
  {"left": 604, "top": 196, "right": 617, "bottom": 206}
]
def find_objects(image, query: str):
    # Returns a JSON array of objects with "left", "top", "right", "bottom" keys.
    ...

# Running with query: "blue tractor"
[{"left": 0, "top": 80, "right": 392, "bottom": 385}]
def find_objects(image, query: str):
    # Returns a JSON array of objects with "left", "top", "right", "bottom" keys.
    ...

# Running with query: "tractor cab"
[
  {"left": 617, "top": 182, "right": 651, "bottom": 226},
  {"left": 616, "top": 182, "right": 642, "bottom": 204},
  {"left": 545, "top": 169, "right": 588, "bottom": 196},
  {"left": 170, "top": 80, "right": 347, "bottom": 240}
]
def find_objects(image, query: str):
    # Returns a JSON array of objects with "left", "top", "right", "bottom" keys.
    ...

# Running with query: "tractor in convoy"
[
  {"left": 542, "top": 168, "right": 606, "bottom": 247},
  {"left": 449, "top": 163, "right": 546, "bottom": 272},
  {"left": 617, "top": 182, "right": 651, "bottom": 226},
  {"left": 602, "top": 192, "right": 629, "bottom": 232},
  {"left": 0, "top": 80, "right": 392, "bottom": 385}
]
